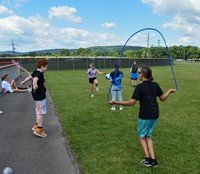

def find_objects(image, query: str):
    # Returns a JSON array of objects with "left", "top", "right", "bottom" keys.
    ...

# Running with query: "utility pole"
[
  {"left": 147, "top": 33, "right": 150, "bottom": 48},
  {"left": 158, "top": 39, "right": 160, "bottom": 47},
  {"left": 11, "top": 40, "right": 16, "bottom": 56},
  {"left": 146, "top": 33, "right": 150, "bottom": 58}
]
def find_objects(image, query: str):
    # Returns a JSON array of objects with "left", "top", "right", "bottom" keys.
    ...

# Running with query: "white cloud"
[
  {"left": 101, "top": 22, "right": 118, "bottom": 29},
  {"left": 2, "top": 0, "right": 11, "bottom": 6},
  {"left": 177, "top": 36, "right": 193, "bottom": 44},
  {"left": 15, "top": 0, "right": 29, "bottom": 8},
  {"left": 2, "top": 0, "right": 28, "bottom": 9},
  {"left": 141, "top": 0, "right": 200, "bottom": 45},
  {"left": 0, "top": 13, "right": 122, "bottom": 51},
  {"left": 48, "top": 6, "right": 82, "bottom": 23},
  {"left": 51, "top": 28, "right": 122, "bottom": 48},
  {"left": 141, "top": 0, "right": 189, "bottom": 15},
  {"left": 163, "top": 16, "right": 195, "bottom": 35},
  {"left": 0, "top": 5, "right": 13, "bottom": 15}
]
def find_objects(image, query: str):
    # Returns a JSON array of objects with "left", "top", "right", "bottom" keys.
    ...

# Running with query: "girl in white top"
[
  {"left": 1, "top": 74, "right": 29, "bottom": 93},
  {"left": 86, "top": 63, "right": 105, "bottom": 97}
]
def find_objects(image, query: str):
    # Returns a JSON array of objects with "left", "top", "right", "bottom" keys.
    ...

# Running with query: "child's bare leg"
[
  {"left": 94, "top": 79, "right": 98, "bottom": 87},
  {"left": 146, "top": 136, "right": 155, "bottom": 159},
  {"left": 13, "top": 89, "right": 28, "bottom": 93},
  {"left": 36, "top": 114, "right": 43, "bottom": 127},
  {"left": 139, "top": 137, "right": 150, "bottom": 158},
  {"left": 11, "top": 80, "right": 17, "bottom": 89},
  {"left": 90, "top": 83, "right": 93, "bottom": 94}
]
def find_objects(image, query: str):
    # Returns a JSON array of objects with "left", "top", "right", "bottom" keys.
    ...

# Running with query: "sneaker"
[
  {"left": 96, "top": 87, "right": 99, "bottom": 91},
  {"left": 27, "top": 87, "right": 32, "bottom": 93},
  {"left": 32, "top": 124, "right": 38, "bottom": 131},
  {"left": 91, "top": 94, "right": 94, "bottom": 97},
  {"left": 0, "top": 111, "right": 3, "bottom": 114},
  {"left": 34, "top": 128, "right": 47, "bottom": 138},
  {"left": 141, "top": 158, "right": 152, "bottom": 167},
  {"left": 119, "top": 107, "right": 123, "bottom": 110},
  {"left": 151, "top": 159, "right": 158, "bottom": 167},
  {"left": 111, "top": 107, "right": 116, "bottom": 111}
]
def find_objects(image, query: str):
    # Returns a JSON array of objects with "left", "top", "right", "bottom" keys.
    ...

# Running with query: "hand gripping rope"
[{"left": 107, "top": 27, "right": 178, "bottom": 101}]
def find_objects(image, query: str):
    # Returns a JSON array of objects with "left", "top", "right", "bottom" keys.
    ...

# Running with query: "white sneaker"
[
  {"left": 96, "top": 87, "right": 99, "bottom": 91},
  {"left": 111, "top": 107, "right": 116, "bottom": 111},
  {"left": 28, "top": 88, "right": 32, "bottom": 93},
  {"left": 0, "top": 111, "right": 3, "bottom": 114},
  {"left": 91, "top": 94, "right": 94, "bottom": 97},
  {"left": 119, "top": 107, "right": 123, "bottom": 110}
]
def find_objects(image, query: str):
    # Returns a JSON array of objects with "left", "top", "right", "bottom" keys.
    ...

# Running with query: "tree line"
[
  {"left": 2, "top": 45, "right": 200, "bottom": 60},
  {"left": 120, "top": 45, "right": 199, "bottom": 60}
]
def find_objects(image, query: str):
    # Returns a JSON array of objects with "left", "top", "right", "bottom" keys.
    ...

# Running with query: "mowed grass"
[{"left": 46, "top": 62, "right": 200, "bottom": 174}]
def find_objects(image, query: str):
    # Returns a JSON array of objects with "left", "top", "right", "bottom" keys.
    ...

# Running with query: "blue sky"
[{"left": 0, "top": 0, "right": 199, "bottom": 52}]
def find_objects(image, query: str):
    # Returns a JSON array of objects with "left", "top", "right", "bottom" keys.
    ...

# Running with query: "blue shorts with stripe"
[{"left": 138, "top": 118, "right": 158, "bottom": 138}]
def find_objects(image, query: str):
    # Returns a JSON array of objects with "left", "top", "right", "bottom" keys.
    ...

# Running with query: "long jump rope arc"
[
  {"left": 11, "top": 59, "right": 33, "bottom": 85},
  {"left": 11, "top": 59, "right": 32, "bottom": 77},
  {"left": 106, "top": 27, "right": 178, "bottom": 101}
]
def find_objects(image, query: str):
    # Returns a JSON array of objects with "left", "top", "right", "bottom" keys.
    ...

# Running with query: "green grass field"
[{"left": 46, "top": 62, "right": 200, "bottom": 174}]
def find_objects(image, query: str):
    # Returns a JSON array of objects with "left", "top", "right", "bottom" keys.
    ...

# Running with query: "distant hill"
[
  {"left": 0, "top": 49, "right": 76, "bottom": 56},
  {"left": 0, "top": 45, "right": 144, "bottom": 56},
  {"left": 0, "top": 51, "right": 17, "bottom": 55}
]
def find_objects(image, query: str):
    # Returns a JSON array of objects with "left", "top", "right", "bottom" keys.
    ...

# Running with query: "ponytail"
[{"left": 141, "top": 66, "right": 153, "bottom": 81}]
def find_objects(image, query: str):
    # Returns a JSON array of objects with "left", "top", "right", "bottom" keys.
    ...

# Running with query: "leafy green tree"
[
  {"left": 60, "top": 49, "right": 70, "bottom": 56},
  {"left": 86, "top": 49, "right": 92, "bottom": 56},
  {"left": 186, "top": 46, "right": 198, "bottom": 60},
  {"left": 28, "top": 52, "right": 37, "bottom": 57},
  {"left": 124, "top": 50, "right": 133, "bottom": 58},
  {"left": 196, "top": 48, "right": 200, "bottom": 59},
  {"left": 76, "top": 48, "right": 86, "bottom": 56}
]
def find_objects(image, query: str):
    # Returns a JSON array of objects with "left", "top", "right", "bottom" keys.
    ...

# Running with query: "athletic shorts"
[
  {"left": 138, "top": 118, "right": 158, "bottom": 138},
  {"left": 35, "top": 99, "right": 46, "bottom": 115},
  {"left": 131, "top": 73, "right": 138, "bottom": 80},
  {"left": 89, "top": 77, "right": 97, "bottom": 84}
]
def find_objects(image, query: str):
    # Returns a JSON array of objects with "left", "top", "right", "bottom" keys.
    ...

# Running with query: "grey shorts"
[{"left": 35, "top": 99, "right": 46, "bottom": 115}]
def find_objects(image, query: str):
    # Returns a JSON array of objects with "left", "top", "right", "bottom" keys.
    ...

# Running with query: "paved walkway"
[{"left": 0, "top": 86, "right": 81, "bottom": 174}]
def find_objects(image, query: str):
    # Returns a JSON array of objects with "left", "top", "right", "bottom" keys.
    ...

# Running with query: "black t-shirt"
[
  {"left": 31, "top": 70, "right": 46, "bottom": 101},
  {"left": 131, "top": 64, "right": 138, "bottom": 73},
  {"left": 132, "top": 81, "right": 163, "bottom": 119}
]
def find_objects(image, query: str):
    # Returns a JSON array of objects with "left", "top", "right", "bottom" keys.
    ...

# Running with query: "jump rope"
[
  {"left": 11, "top": 60, "right": 32, "bottom": 77},
  {"left": 9, "top": 28, "right": 179, "bottom": 99},
  {"left": 106, "top": 28, "right": 178, "bottom": 101}
]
